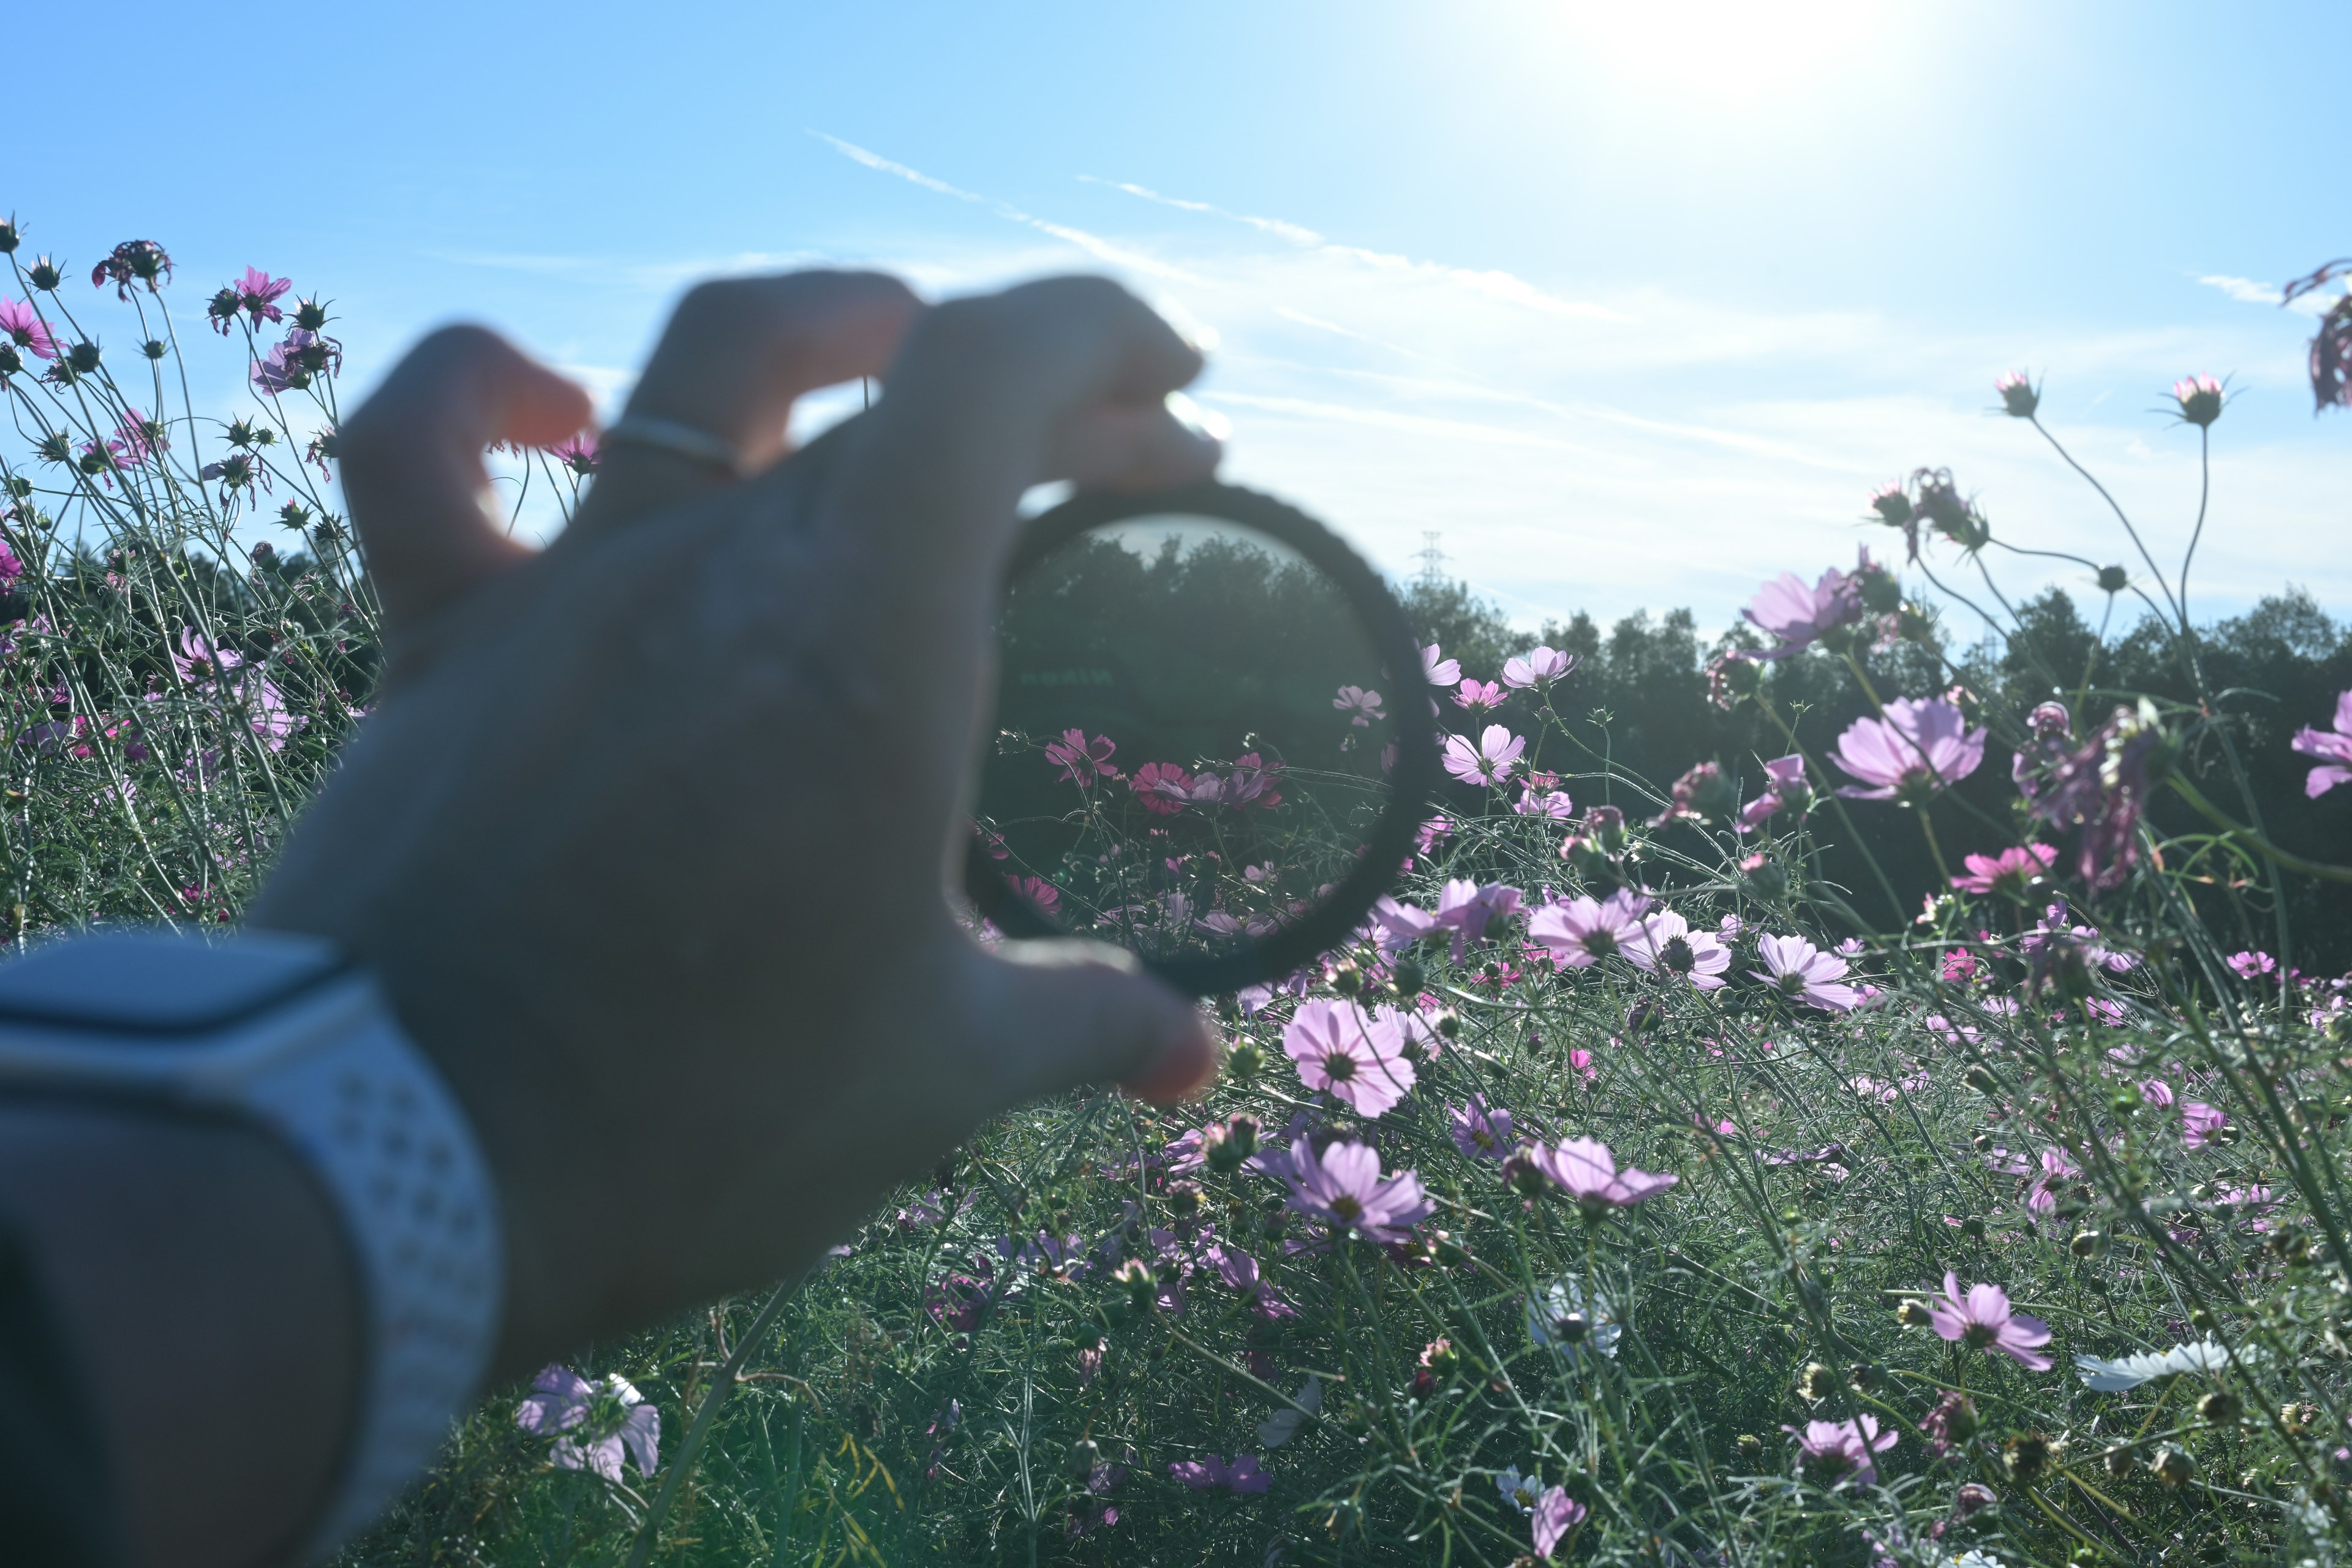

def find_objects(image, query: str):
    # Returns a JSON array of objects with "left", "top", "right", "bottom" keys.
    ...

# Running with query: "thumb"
[{"left": 973, "top": 940, "right": 1218, "bottom": 1106}]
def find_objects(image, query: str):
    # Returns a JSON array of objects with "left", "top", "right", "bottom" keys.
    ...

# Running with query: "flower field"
[{"left": 7, "top": 219, "right": 2352, "bottom": 1567}]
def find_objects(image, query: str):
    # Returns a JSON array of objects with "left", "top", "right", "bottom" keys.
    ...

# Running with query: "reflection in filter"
[{"left": 976, "top": 519, "right": 1395, "bottom": 961}]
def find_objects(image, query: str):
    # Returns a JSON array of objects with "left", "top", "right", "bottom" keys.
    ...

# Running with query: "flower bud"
[
  {"left": 1869, "top": 482, "right": 1913, "bottom": 527},
  {"left": 66, "top": 341, "right": 100, "bottom": 374},
  {"left": 1847, "top": 1363, "right": 1883, "bottom": 1395},
  {"left": 1112, "top": 1257, "right": 1156, "bottom": 1313},
  {"left": 1896, "top": 1297, "right": 1933, "bottom": 1327},
  {"left": 140, "top": 338, "right": 167, "bottom": 361},
  {"left": 1329, "top": 957, "right": 1362, "bottom": 995},
  {"left": 0, "top": 219, "right": 18, "bottom": 254},
  {"left": 2197, "top": 1390, "right": 2242, "bottom": 1425},
  {"left": 27, "top": 256, "right": 62, "bottom": 292},
  {"left": 1963, "top": 1065, "right": 1999, "bottom": 1093},
  {"left": 1069, "top": 1438, "right": 1101, "bottom": 1478},
  {"left": 2149, "top": 1444, "right": 2195, "bottom": 1487},
  {"left": 2172, "top": 374, "right": 2223, "bottom": 428},
  {"left": 1164, "top": 1179, "right": 1203, "bottom": 1218},
  {"left": 0, "top": 346, "right": 19, "bottom": 379},
  {"left": 1433, "top": 1009, "right": 1460, "bottom": 1039},
  {"left": 2102, "top": 1444, "right": 2135, "bottom": 1477},
  {"left": 1960, "top": 1217, "right": 1986, "bottom": 1240},
  {"left": 1391, "top": 956, "right": 1425, "bottom": 996},
  {"left": 2003, "top": 1431, "right": 2057, "bottom": 1483},
  {"left": 2069, "top": 1229, "right": 2108, "bottom": 1259},
  {"left": 2095, "top": 564, "right": 2128, "bottom": 595},
  {"left": 1226, "top": 1039, "right": 1265, "bottom": 1081},
  {"left": 1943, "top": 1396, "right": 1980, "bottom": 1443},
  {"left": 1994, "top": 371, "right": 2039, "bottom": 418},
  {"left": 1502, "top": 1148, "right": 1548, "bottom": 1199},
  {"left": 1796, "top": 1362, "right": 1835, "bottom": 1402},
  {"left": 1858, "top": 565, "right": 1902, "bottom": 616},
  {"left": 293, "top": 296, "right": 330, "bottom": 332},
  {"left": 2283, "top": 1402, "right": 2321, "bottom": 1439}
]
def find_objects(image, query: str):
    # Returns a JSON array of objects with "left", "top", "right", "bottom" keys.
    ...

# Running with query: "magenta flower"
[
  {"left": 1280, "top": 1136, "right": 1431, "bottom": 1243},
  {"left": 1528, "top": 890, "right": 1649, "bottom": 967},
  {"left": 1449, "top": 1096, "right": 1514, "bottom": 1161},
  {"left": 1453, "top": 677, "right": 1506, "bottom": 717},
  {"left": 1044, "top": 728, "right": 1119, "bottom": 784},
  {"left": 1503, "top": 646, "right": 1576, "bottom": 690},
  {"left": 1950, "top": 843, "right": 2056, "bottom": 898},
  {"left": 1332, "top": 685, "right": 1385, "bottom": 727},
  {"left": 1529, "top": 1137, "right": 1678, "bottom": 1215},
  {"left": 1831, "top": 698, "right": 1985, "bottom": 802},
  {"left": 1008, "top": 876, "right": 1061, "bottom": 915},
  {"left": 1926, "top": 1273, "right": 2052, "bottom": 1370},
  {"left": 1429, "top": 878, "right": 1523, "bottom": 962},
  {"left": 1515, "top": 783, "right": 1575, "bottom": 818},
  {"left": 1784, "top": 1415, "right": 1898, "bottom": 1487},
  {"left": 1752, "top": 933, "right": 1858, "bottom": 1011},
  {"left": 1736, "top": 754, "right": 1808, "bottom": 832},
  {"left": 550, "top": 432, "right": 598, "bottom": 475},
  {"left": 2140, "top": 1079, "right": 2176, "bottom": 1108},
  {"left": 1130, "top": 760, "right": 1194, "bottom": 815},
  {"left": 514, "top": 1364, "right": 662, "bottom": 1480},
  {"left": 1743, "top": 565, "right": 1861, "bottom": 658},
  {"left": 2024, "top": 1146, "right": 2078, "bottom": 1214},
  {"left": 1169, "top": 1453, "right": 1270, "bottom": 1493},
  {"left": 0, "top": 541, "right": 21, "bottom": 585},
  {"left": 1623, "top": 910, "right": 1731, "bottom": 990},
  {"left": 2291, "top": 691, "right": 2352, "bottom": 798},
  {"left": 2182, "top": 1101, "right": 2226, "bottom": 1149},
  {"left": 1443, "top": 724, "right": 1525, "bottom": 787},
  {"left": 1421, "top": 644, "right": 1461, "bottom": 687},
  {"left": 1283, "top": 999, "right": 1415, "bottom": 1117},
  {"left": 2227, "top": 949, "right": 2277, "bottom": 979},
  {"left": 235, "top": 266, "right": 293, "bottom": 323},
  {"left": 0, "top": 298, "right": 58, "bottom": 360},
  {"left": 1531, "top": 1486, "right": 1587, "bottom": 1558},
  {"left": 2029, "top": 699, "right": 2168, "bottom": 888},
  {"left": 2172, "top": 374, "right": 2224, "bottom": 427}
]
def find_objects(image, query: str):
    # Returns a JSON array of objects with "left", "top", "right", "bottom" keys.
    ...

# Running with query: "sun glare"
[{"left": 1551, "top": 0, "right": 1893, "bottom": 108}]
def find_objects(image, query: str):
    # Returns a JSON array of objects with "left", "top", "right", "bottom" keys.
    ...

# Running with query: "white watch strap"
[
  {"left": 0, "top": 933, "right": 504, "bottom": 1564},
  {"left": 233, "top": 970, "right": 504, "bottom": 1562}
]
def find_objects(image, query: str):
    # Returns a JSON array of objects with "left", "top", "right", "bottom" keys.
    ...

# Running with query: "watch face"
[{"left": 0, "top": 930, "right": 346, "bottom": 1036}]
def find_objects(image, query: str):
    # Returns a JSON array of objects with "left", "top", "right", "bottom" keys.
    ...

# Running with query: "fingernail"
[{"left": 1164, "top": 391, "right": 1232, "bottom": 445}]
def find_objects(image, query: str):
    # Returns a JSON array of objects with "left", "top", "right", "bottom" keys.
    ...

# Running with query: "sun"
[{"left": 1548, "top": 0, "right": 1895, "bottom": 108}]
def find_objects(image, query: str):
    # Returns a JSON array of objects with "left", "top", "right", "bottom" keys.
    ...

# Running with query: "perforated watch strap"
[{"left": 230, "top": 972, "right": 505, "bottom": 1562}]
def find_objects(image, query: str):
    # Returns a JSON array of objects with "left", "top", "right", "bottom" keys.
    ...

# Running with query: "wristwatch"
[{"left": 0, "top": 929, "right": 503, "bottom": 1563}]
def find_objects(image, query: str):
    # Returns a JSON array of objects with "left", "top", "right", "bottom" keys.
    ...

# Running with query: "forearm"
[{"left": 0, "top": 1104, "right": 360, "bottom": 1568}]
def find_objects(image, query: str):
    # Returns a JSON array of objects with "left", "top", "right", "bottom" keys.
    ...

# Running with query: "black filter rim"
[{"left": 965, "top": 480, "right": 1439, "bottom": 998}]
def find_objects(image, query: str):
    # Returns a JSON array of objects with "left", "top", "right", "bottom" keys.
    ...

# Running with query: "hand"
[{"left": 250, "top": 270, "right": 1221, "bottom": 1376}]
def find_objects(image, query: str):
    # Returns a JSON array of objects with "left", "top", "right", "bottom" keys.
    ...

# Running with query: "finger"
[
  {"left": 1042, "top": 399, "right": 1222, "bottom": 492},
  {"left": 971, "top": 940, "right": 1218, "bottom": 1107},
  {"left": 572, "top": 271, "right": 921, "bottom": 537},
  {"left": 338, "top": 325, "right": 592, "bottom": 633}
]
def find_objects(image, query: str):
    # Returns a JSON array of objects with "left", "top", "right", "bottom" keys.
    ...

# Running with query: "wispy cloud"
[
  {"left": 813, "top": 133, "right": 986, "bottom": 203},
  {"left": 1078, "top": 176, "right": 1325, "bottom": 246},
  {"left": 2199, "top": 272, "right": 2341, "bottom": 317}
]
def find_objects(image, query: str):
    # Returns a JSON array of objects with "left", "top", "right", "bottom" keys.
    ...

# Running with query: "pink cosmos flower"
[
  {"left": 1280, "top": 1136, "right": 1431, "bottom": 1243},
  {"left": 1453, "top": 677, "right": 1506, "bottom": 717},
  {"left": 235, "top": 266, "right": 294, "bottom": 323},
  {"left": 1129, "top": 760, "right": 1194, "bottom": 815},
  {"left": 1515, "top": 785, "right": 1575, "bottom": 818},
  {"left": 1529, "top": 1137, "right": 1678, "bottom": 1215},
  {"left": 550, "top": 432, "right": 598, "bottom": 475},
  {"left": 514, "top": 1364, "right": 662, "bottom": 1480},
  {"left": 1831, "top": 698, "right": 1985, "bottom": 802},
  {"left": 1421, "top": 644, "right": 1461, "bottom": 686},
  {"left": 1503, "top": 646, "right": 1577, "bottom": 690},
  {"left": 1736, "top": 754, "right": 1807, "bottom": 832},
  {"left": 1169, "top": 1453, "right": 1269, "bottom": 1493},
  {"left": 1994, "top": 370, "right": 2038, "bottom": 418},
  {"left": 1283, "top": 1000, "right": 1415, "bottom": 1117},
  {"left": 1009, "top": 876, "right": 1061, "bottom": 915},
  {"left": 1333, "top": 685, "right": 1385, "bottom": 726},
  {"left": 0, "top": 298, "right": 58, "bottom": 360},
  {"left": 2172, "top": 374, "right": 2224, "bottom": 427},
  {"left": 1784, "top": 1415, "right": 1898, "bottom": 1487},
  {"left": 1752, "top": 933, "right": 1859, "bottom": 1012},
  {"left": 1950, "top": 843, "right": 2057, "bottom": 898},
  {"left": 1623, "top": 910, "right": 1732, "bottom": 990},
  {"left": 1449, "top": 1096, "right": 1514, "bottom": 1161},
  {"left": 1431, "top": 878, "right": 1523, "bottom": 961},
  {"left": 1044, "top": 728, "right": 1119, "bottom": 784},
  {"left": 1743, "top": 564, "right": 1861, "bottom": 658},
  {"left": 2227, "top": 950, "right": 2277, "bottom": 979},
  {"left": 2029, "top": 699, "right": 2168, "bottom": 888},
  {"left": 1528, "top": 890, "right": 1649, "bottom": 967},
  {"left": 2291, "top": 692, "right": 2352, "bottom": 797},
  {"left": 1443, "top": 724, "right": 1525, "bottom": 787},
  {"left": 2139, "top": 1079, "right": 2175, "bottom": 1108},
  {"left": 1926, "top": 1273, "right": 2052, "bottom": 1370},
  {"left": 2182, "top": 1101, "right": 2226, "bottom": 1148},
  {"left": 2024, "top": 1147, "right": 2078, "bottom": 1213},
  {"left": 1531, "top": 1486, "right": 1587, "bottom": 1558}
]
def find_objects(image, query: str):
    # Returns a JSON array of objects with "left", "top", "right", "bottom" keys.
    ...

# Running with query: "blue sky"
[{"left": 10, "top": 0, "right": 2343, "bottom": 636}]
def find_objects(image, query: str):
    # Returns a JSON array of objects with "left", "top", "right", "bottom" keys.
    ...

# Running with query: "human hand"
[{"left": 249, "top": 270, "right": 1222, "bottom": 1375}]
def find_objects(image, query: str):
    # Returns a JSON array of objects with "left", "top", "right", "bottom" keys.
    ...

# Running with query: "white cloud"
[{"left": 2198, "top": 271, "right": 2343, "bottom": 317}]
